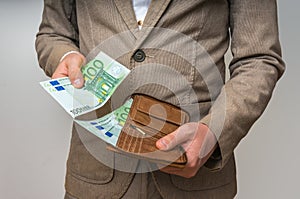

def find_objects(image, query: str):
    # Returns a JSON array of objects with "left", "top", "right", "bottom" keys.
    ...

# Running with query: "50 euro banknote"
[{"left": 40, "top": 52, "right": 130, "bottom": 118}]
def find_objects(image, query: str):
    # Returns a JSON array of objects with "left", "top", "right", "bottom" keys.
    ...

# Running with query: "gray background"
[{"left": 0, "top": 1, "right": 298, "bottom": 198}]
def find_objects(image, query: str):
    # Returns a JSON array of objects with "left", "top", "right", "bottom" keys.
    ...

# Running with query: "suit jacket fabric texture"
[{"left": 36, "top": 0, "right": 285, "bottom": 198}]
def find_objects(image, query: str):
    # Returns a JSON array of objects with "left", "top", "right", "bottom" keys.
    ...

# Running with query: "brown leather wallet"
[{"left": 107, "top": 94, "right": 189, "bottom": 168}]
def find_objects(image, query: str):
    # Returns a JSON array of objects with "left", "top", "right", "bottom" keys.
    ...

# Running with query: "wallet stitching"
[
  {"left": 115, "top": 94, "right": 188, "bottom": 167},
  {"left": 132, "top": 112, "right": 178, "bottom": 134},
  {"left": 134, "top": 94, "right": 189, "bottom": 125},
  {"left": 136, "top": 103, "right": 184, "bottom": 125}
]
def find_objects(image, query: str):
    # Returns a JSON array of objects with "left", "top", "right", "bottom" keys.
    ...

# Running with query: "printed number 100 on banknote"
[
  {"left": 40, "top": 52, "right": 130, "bottom": 117},
  {"left": 82, "top": 52, "right": 128, "bottom": 104}
]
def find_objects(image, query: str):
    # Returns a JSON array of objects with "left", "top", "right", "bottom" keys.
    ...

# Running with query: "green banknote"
[
  {"left": 75, "top": 98, "right": 133, "bottom": 146},
  {"left": 81, "top": 52, "right": 129, "bottom": 104},
  {"left": 40, "top": 52, "right": 130, "bottom": 117}
]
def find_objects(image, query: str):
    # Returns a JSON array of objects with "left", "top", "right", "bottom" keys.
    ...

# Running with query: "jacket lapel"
[
  {"left": 135, "top": 0, "right": 172, "bottom": 48},
  {"left": 114, "top": 0, "right": 139, "bottom": 38},
  {"left": 143, "top": 0, "right": 172, "bottom": 28},
  {"left": 114, "top": 0, "right": 172, "bottom": 48}
]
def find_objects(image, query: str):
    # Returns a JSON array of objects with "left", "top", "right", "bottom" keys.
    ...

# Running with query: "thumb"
[
  {"left": 156, "top": 128, "right": 188, "bottom": 151},
  {"left": 67, "top": 53, "right": 86, "bottom": 88}
]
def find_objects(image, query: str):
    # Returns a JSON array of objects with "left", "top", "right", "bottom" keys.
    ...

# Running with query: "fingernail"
[
  {"left": 74, "top": 78, "right": 82, "bottom": 86},
  {"left": 158, "top": 139, "right": 168, "bottom": 150}
]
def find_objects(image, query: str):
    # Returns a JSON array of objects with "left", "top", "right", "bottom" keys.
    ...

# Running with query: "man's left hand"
[{"left": 156, "top": 122, "right": 217, "bottom": 178}]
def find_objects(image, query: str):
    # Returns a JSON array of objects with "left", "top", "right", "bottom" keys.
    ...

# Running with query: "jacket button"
[{"left": 133, "top": 49, "right": 146, "bottom": 62}]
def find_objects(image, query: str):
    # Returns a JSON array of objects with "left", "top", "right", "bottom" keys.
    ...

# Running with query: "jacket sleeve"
[
  {"left": 35, "top": 0, "right": 79, "bottom": 77},
  {"left": 201, "top": 0, "right": 285, "bottom": 170}
]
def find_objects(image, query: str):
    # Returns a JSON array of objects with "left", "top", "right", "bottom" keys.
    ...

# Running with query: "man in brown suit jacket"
[{"left": 36, "top": 0, "right": 285, "bottom": 198}]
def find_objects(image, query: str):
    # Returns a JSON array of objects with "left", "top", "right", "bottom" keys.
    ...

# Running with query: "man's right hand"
[{"left": 52, "top": 52, "right": 86, "bottom": 88}]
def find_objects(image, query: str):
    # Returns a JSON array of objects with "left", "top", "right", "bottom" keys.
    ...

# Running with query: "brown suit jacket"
[{"left": 36, "top": 0, "right": 285, "bottom": 198}]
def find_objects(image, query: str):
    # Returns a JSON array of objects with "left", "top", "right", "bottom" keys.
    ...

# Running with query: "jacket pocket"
[
  {"left": 67, "top": 125, "right": 114, "bottom": 184},
  {"left": 170, "top": 155, "right": 236, "bottom": 191}
]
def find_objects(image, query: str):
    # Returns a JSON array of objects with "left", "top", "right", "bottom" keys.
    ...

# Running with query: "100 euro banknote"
[
  {"left": 40, "top": 52, "right": 130, "bottom": 117},
  {"left": 75, "top": 98, "right": 133, "bottom": 146}
]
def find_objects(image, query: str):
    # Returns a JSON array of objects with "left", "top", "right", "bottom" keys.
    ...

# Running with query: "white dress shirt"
[{"left": 132, "top": 0, "right": 151, "bottom": 28}]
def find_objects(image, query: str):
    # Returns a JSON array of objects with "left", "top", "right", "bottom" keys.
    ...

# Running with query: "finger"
[
  {"left": 52, "top": 63, "right": 69, "bottom": 79},
  {"left": 156, "top": 163, "right": 181, "bottom": 171},
  {"left": 156, "top": 123, "right": 199, "bottom": 151},
  {"left": 159, "top": 165, "right": 181, "bottom": 173},
  {"left": 156, "top": 127, "right": 189, "bottom": 151}
]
